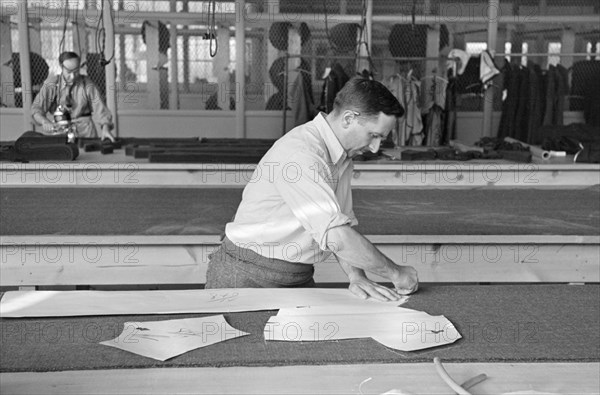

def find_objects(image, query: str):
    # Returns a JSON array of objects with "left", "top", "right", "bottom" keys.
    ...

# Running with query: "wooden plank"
[
  {"left": 214, "top": 24, "right": 231, "bottom": 110},
  {"left": 3, "top": 234, "right": 599, "bottom": 245},
  {"left": 286, "top": 26, "right": 301, "bottom": 109},
  {"left": 0, "top": 245, "right": 212, "bottom": 286},
  {"left": 1, "top": 363, "right": 599, "bottom": 394},
  {"left": 145, "top": 21, "right": 161, "bottom": 109},
  {"left": 1, "top": 240, "right": 598, "bottom": 286},
  {"left": 2, "top": 158, "right": 599, "bottom": 187},
  {"left": 168, "top": 1, "right": 179, "bottom": 110}
]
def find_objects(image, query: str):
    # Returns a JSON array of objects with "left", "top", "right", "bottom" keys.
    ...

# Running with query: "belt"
[{"left": 72, "top": 115, "right": 92, "bottom": 123}]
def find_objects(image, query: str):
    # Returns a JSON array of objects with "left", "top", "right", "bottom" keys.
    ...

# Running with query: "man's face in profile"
[{"left": 61, "top": 58, "right": 80, "bottom": 84}]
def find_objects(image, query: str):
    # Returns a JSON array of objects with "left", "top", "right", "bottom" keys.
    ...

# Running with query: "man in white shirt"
[{"left": 206, "top": 77, "right": 418, "bottom": 301}]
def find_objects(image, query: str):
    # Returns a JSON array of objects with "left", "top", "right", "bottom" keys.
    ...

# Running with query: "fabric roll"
[
  {"left": 0, "top": 144, "right": 17, "bottom": 162},
  {"left": 400, "top": 149, "right": 436, "bottom": 161},
  {"left": 14, "top": 131, "right": 78, "bottom": 161}
]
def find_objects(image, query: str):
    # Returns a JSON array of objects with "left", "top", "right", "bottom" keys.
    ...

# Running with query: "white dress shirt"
[{"left": 226, "top": 112, "right": 358, "bottom": 264}]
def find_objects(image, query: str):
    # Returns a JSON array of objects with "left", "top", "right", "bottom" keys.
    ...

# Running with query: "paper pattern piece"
[
  {"left": 277, "top": 302, "right": 413, "bottom": 317},
  {"left": 99, "top": 315, "right": 249, "bottom": 361},
  {"left": 0, "top": 288, "right": 403, "bottom": 318},
  {"left": 265, "top": 311, "right": 461, "bottom": 352}
]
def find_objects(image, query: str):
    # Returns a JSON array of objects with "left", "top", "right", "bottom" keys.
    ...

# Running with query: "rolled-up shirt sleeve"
[
  {"left": 31, "top": 79, "right": 57, "bottom": 123},
  {"left": 273, "top": 151, "right": 353, "bottom": 251}
]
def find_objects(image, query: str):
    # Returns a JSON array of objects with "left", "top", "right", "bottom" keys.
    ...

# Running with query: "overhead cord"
[
  {"left": 207, "top": 0, "right": 218, "bottom": 57},
  {"left": 58, "top": 0, "right": 69, "bottom": 54},
  {"left": 95, "top": 0, "right": 114, "bottom": 67},
  {"left": 73, "top": 6, "right": 81, "bottom": 55},
  {"left": 322, "top": 0, "right": 342, "bottom": 53},
  {"left": 355, "top": 0, "right": 376, "bottom": 76}
]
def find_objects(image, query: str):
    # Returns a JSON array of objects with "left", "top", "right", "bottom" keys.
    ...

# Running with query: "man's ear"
[{"left": 341, "top": 110, "right": 355, "bottom": 128}]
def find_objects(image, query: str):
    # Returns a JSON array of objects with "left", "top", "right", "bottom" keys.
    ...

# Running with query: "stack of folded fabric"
[
  {"left": 79, "top": 138, "right": 123, "bottom": 154},
  {"left": 121, "top": 137, "right": 277, "bottom": 164},
  {"left": 400, "top": 149, "right": 437, "bottom": 161},
  {"left": 11, "top": 131, "right": 79, "bottom": 161},
  {"left": 476, "top": 137, "right": 532, "bottom": 163}
]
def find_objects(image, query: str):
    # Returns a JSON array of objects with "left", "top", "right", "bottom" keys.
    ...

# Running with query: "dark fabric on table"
[
  {"left": 149, "top": 152, "right": 268, "bottom": 163},
  {"left": 2, "top": 188, "right": 599, "bottom": 236},
  {"left": 10, "top": 131, "right": 79, "bottom": 162},
  {"left": 400, "top": 149, "right": 437, "bottom": 161},
  {"left": 496, "top": 150, "right": 532, "bottom": 163},
  {"left": 1, "top": 285, "right": 598, "bottom": 372}
]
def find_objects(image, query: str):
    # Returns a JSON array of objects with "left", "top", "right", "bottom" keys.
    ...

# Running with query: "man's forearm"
[
  {"left": 326, "top": 225, "right": 399, "bottom": 280},
  {"left": 32, "top": 112, "right": 50, "bottom": 126},
  {"left": 337, "top": 258, "right": 367, "bottom": 282}
]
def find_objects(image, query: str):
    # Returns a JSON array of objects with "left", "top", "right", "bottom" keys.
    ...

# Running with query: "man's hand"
[
  {"left": 329, "top": 226, "right": 419, "bottom": 298},
  {"left": 390, "top": 265, "right": 419, "bottom": 295},
  {"left": 348, "top": 275, "right": 406, "bottom": 302},
  {"left": 101, "top": 125, "right": 115, "bottom": 142}
]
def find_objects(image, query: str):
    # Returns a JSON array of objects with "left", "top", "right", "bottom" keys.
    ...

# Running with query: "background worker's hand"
[
  {"left": 101, "top": 125, "right": 116, "bottom": 142},
  {"left": 390, "top": 265, "right": 419, "bottom": 295},
  {"left": 42, "top": 121, "right": 55, "bottom": 133}
]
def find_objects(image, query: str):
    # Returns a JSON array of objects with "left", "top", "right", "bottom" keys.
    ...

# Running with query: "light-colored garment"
[
  {"left": 447, "top": 48, "right": 470, "bottom": 76},
  {"left": 31, "top": 74, "right": 113, "bottom": 138},
  {"left": 424, "top": 105, "right": 443, "bottom": 147},
  {"left": 226, "top": 112, "right": 358, "bottom": 264},
  {"left": 422, "top": 75, "right": 448, "bottom": 112},
  {"left": 387, "top": 72, "right": 423, "bottom": 146},
  {"left": 421, "top": 76, "right": 448, "bottom": 147}
]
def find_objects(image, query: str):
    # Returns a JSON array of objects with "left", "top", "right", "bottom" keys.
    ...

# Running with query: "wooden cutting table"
[{"left": 1, "top": 150, "right": 598, "bottom": 394}]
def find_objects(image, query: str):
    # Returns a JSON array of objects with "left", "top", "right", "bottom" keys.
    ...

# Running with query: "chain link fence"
[{"left": 2, "top": 0, "right": 599, "bottom": 119}]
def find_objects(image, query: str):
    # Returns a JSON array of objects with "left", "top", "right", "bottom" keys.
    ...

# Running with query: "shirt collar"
[{"left": 314, "top": 112, "right": 347, "bottom": 165}]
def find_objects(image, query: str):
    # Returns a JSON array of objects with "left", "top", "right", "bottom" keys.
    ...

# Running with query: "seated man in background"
[
  {"left": 31, "top": 51, "right": 115, "bottom": 142},
  {"left": 206, "top": 77, "right": 418, "bottom": 301}
]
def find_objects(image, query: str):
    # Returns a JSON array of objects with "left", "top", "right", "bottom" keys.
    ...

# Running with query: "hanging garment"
[
  {"left": 480, "top": 50, "right": 500, "bottom": 89},
  {"left": 506, "top": 64, "right": 523, "bottom": 140},
  {"left": 441, "top": 75, "right": 457, "bottom": 145},
  {"left": 497, "top": 61, "right": 512, "bottom": 139},
  {"left": 387, "top": 72, "right": 423, "bottom": 146},
  {"left": 424, "top": 105, "right": 443, "bottom": 147},
  {"left": 446, "top": 49, "right": 470, "bottom": 76},
  {"left": 526, "top": 64, "right": 544, "bottom": 144},
  {"left": 291, "top": 71, "right": 315, "bottom": 127},
  {"left": 422, "top": 76, "right": 448, "bottom": 111},
  {"left": 543, "top": 65, "right": 558, "bottom": 126},
  {"left": 421, "top": 75, "right": 447, "bottom": 147},
  {"left": 514, "top": 66, "right": 530, "bottom": 143},
  {"left": 318, "top": 63, "right": 349, "bottom": 114},
  {"left": 554, "top": 64, "right": 569, "bottom": 126},
  {"left": 571, "top": 60, "right": 600, "bottom": 127},
  {"left": 542, "top": 65, "right": 568, "bottom": 127}
]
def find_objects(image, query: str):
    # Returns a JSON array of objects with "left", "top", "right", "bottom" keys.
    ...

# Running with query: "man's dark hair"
[
  {"left": 58, "top": 52, "right": 80, "bottom": 66},
  {"left": 333, "top": 77, "right": 404, "bottom": 118}
]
